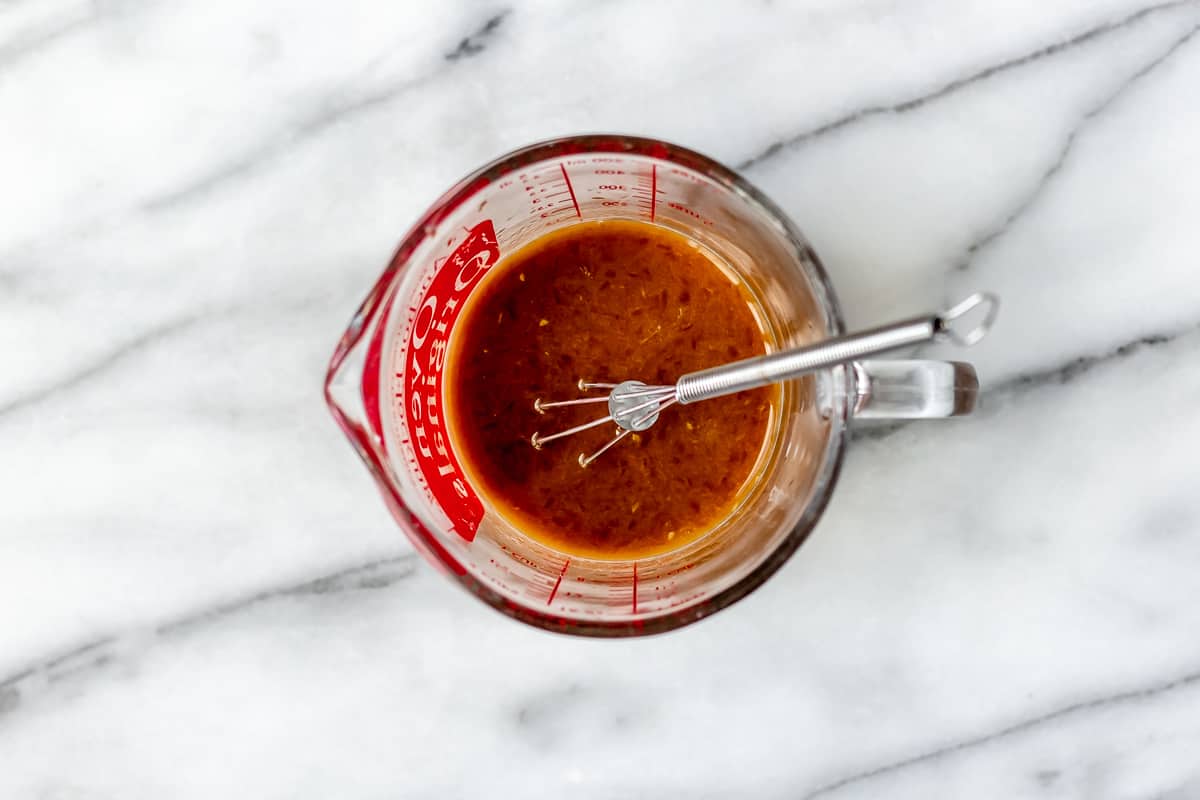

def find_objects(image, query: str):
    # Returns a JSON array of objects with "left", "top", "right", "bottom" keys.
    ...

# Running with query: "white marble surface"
[{"left": 4, "top": 0, "right": 1200, "bottom": 796}]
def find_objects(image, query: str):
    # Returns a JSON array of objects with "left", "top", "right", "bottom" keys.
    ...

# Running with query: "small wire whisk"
[{"left": 531, "top": 292, "right": 999, "bottom": 467}]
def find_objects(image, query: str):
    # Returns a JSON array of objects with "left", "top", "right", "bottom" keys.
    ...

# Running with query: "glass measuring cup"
[{"left": 326, "top": 135, "right": 981, "bottom": 636}]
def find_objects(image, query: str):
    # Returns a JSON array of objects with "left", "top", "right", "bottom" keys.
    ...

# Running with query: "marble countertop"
[{"left": 4, "top": 1, "right": 1200, "bottom": 796}]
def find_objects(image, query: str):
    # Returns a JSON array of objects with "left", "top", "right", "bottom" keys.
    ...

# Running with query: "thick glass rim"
[{"left": 326, "top": 134, "right": 849, "bottom": 637}]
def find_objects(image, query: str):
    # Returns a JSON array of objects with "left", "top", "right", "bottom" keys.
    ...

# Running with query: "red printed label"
[{"left": 404, "top": 220, "right": 499, "bottom": 541}]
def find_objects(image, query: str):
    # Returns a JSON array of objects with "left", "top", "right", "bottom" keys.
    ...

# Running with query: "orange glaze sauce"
[{"left": 445, "top": 220, "right": 775, "bottom": 559}]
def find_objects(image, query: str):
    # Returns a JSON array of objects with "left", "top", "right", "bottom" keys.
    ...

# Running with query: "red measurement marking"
[
  {"left": 632, "top": 562, "right": 639, "bottom": 614},
  {"left": 667, "top": 201, "right": 714, "bottom": 226},
  {"left": 560, "top": 164, "right": 582, "bottom": 219},
  {"left": 648, "top": 165, "right": 657, "bottom": 224},
  {"left": 547, "top": 559, "right": 571, "bottom": 606}
]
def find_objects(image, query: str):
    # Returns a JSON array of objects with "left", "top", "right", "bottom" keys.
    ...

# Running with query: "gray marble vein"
[
  {"left": 994, "top": 325, "right": 1197, "bottom": 396},
  {"left": 738, "top": 0, "right": 1198, "bottom": 171},
  {"left": 444, "top": 9, "right": 510, "bottom": 62},
  {"left": 141, "top": 7, "right": 512, "bottom": 213},
  {"left": 0, "top": 555, "right": 416, "bottom": 722},
  {"left": 0, "top": 0, "right": 150, "bottom": 70},
  {"left": 953, "top": 15, "right": 1200, "bottom": 274},
  {"left": 804, "top": 664, "right": 1200, "bottom": 798},
  {"left": 855, "top": 322, "right": 1197, "bottom": 442},
  {"left": 0, "top": 309, "right": 218, "bottom": 420}
]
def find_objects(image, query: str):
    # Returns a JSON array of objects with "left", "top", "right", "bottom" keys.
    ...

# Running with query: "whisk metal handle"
[{"left": 675, "top": 293, "right": 997, "bottom": 405}]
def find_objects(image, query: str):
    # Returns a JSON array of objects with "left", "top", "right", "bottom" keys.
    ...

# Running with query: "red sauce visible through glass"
[{"left": 446, "top": 220, "right": 773, "bottom": 559}]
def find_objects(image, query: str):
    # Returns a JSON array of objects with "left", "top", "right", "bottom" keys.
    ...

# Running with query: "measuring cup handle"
[{"left": 850, "top": 360, "right": 979, "bottom": 419}]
